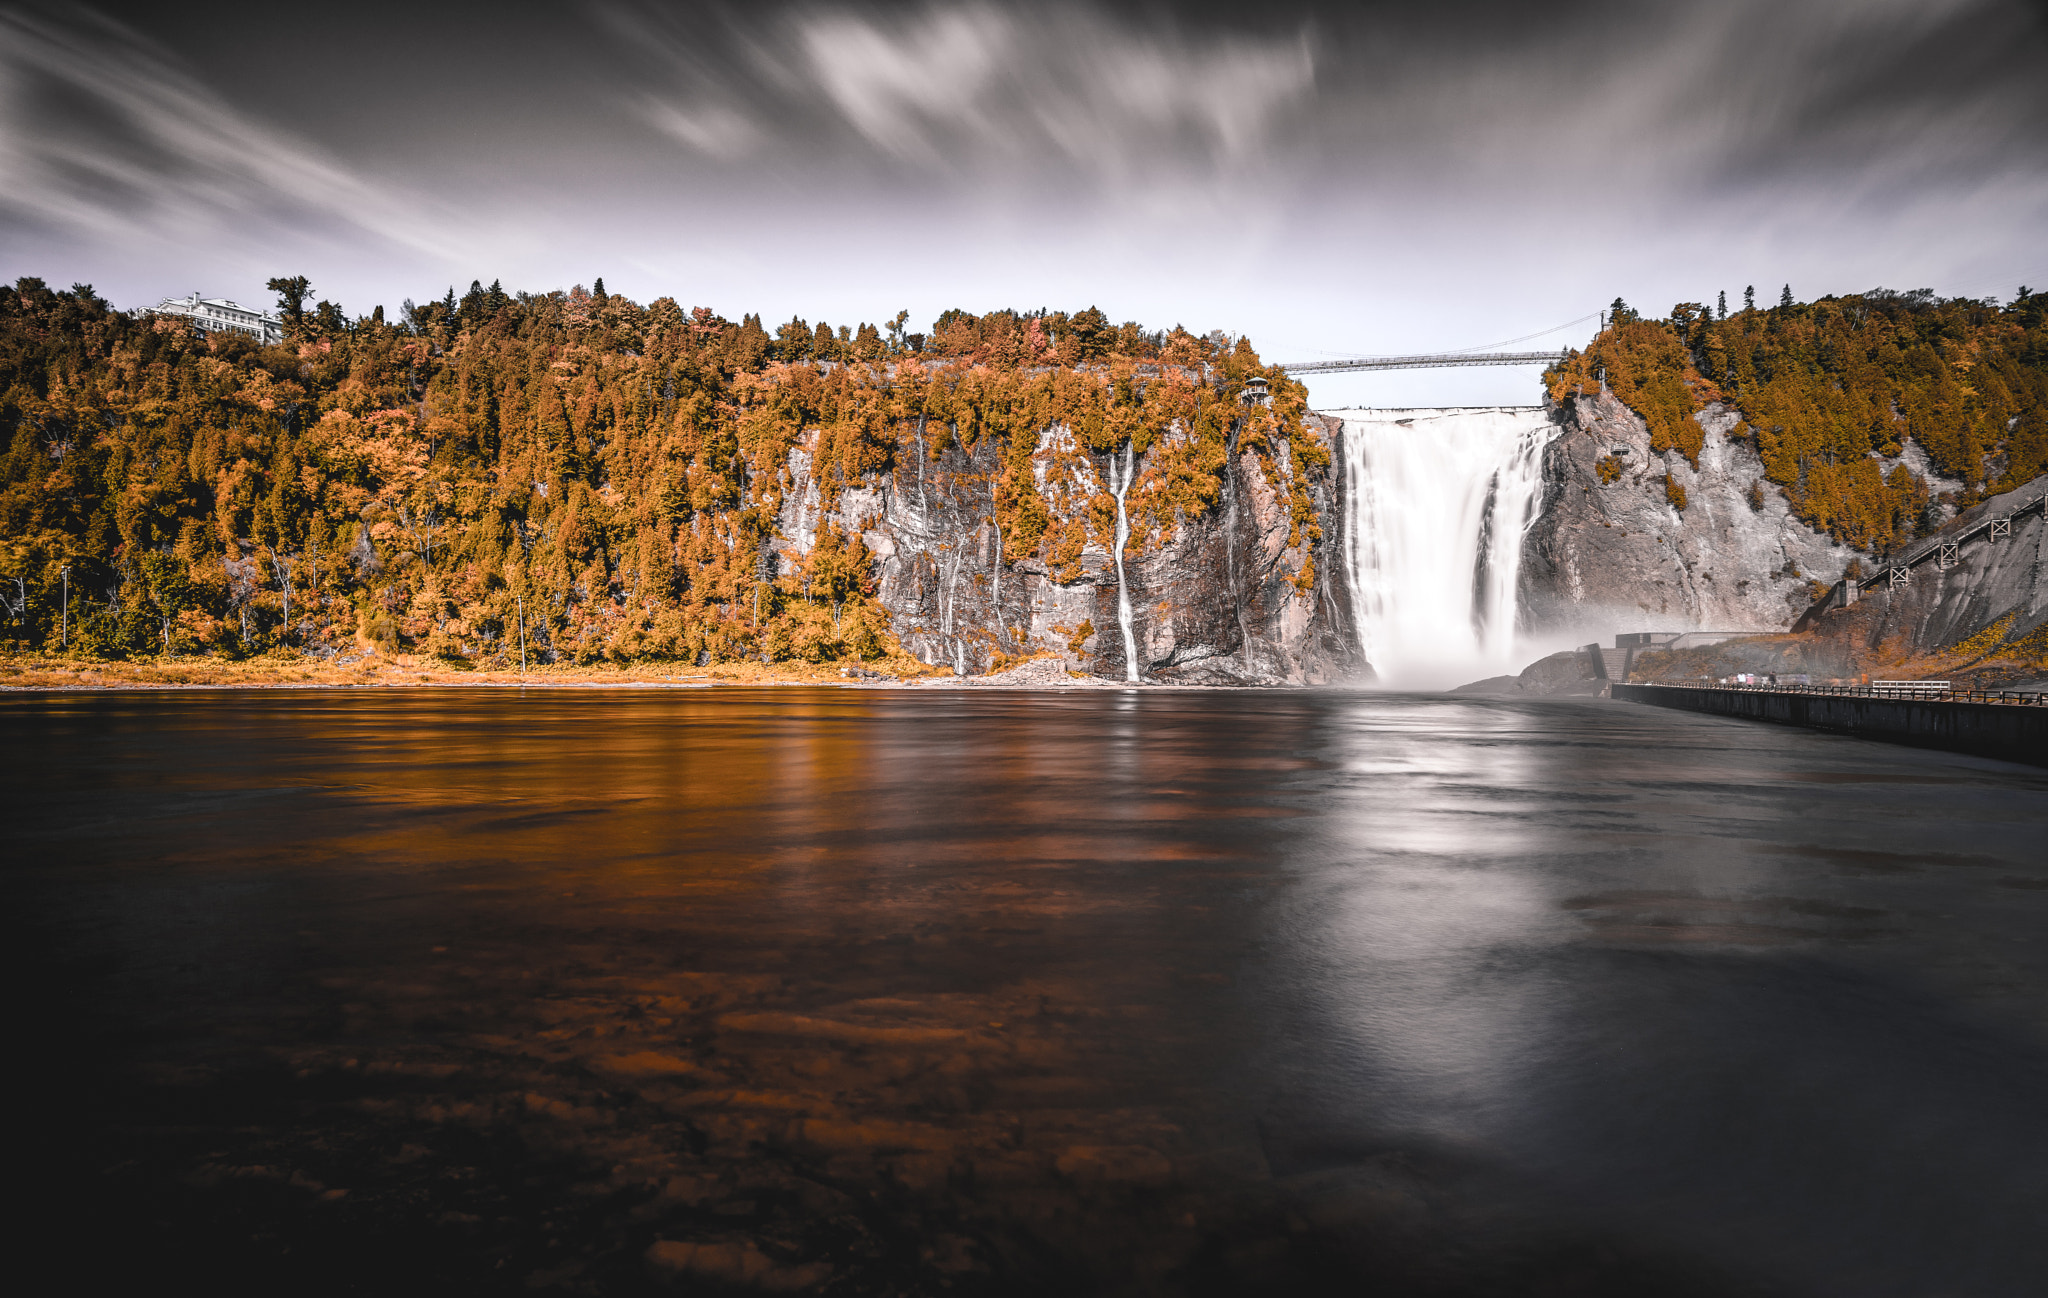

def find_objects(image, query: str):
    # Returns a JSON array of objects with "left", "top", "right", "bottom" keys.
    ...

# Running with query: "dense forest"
[
  {"left": 0, "top": 277, "right": 1303, "bottom": 663},
  {"left": 1546, "top": 286, "right": 2048, "bottom": 554}
]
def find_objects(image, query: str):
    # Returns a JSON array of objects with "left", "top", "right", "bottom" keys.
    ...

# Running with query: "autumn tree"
[{"left": 136, "top": 551, "right": 193, "bottom": 655}]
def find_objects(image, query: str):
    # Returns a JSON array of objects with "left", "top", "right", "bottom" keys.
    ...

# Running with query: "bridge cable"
[
  {"left": 1447, "top": 310, "right": 1603, "bottom": 354},
  {"left": 1286, "top": 309, "right": 1601, "bottom": 362}
]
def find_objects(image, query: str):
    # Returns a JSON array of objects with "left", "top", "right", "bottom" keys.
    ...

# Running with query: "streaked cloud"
[
  {"left": 609, "top": 1, "right": 1316, "bottom": 185},
  {"left": 1, "top": 0, "right": 2041, "bottom": 393},
  {"left": 1335, "top": 0, "right": 2047, "bottom": 197},
  {"left": 0, "top": 3, "right": 461, "bottom": 261}
]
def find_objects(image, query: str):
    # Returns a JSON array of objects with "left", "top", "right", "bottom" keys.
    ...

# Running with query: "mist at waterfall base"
[{"left": 1334, "top": 407, "right": 1558, "bottom": 691}]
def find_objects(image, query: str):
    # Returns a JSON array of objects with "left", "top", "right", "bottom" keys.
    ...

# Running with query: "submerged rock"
[{"left": 644, "top": 1238, "right": 830, "bottom": 1291}]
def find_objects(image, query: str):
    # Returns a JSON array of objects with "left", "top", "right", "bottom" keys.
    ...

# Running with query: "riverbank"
[{"left": 0, "top": 650, "right": 1168, "bottom": 692}]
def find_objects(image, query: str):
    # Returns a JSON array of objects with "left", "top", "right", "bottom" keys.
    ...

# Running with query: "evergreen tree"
[
  {"left": 1717, "top": 290, "right": 1727, "bottom": 320},
  {"left": 1779, "top": 284, "right": 1794, "bottom": 310},
  {"left": 313, "top": 300, "right": 348, "bottom": 334},
  {"left": 1069, "top": 306, "right": 1110, "bottom": 360},
  {"left": 266, "top": 276, "right": 312, "bottom": 334},
  {"left": 775, "top": 316, "right": 812, "bottom": 361},
  {"left": 1744, "top": 285, "right": 1756, "bottom": 312}
]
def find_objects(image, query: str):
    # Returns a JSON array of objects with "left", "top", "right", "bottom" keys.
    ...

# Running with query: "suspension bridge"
[
  {"left": 1275, "top": 309, "right": 1600, "bottom": 375},
  {"left": 1277, "top": 351, "right": 1570, "bottom": 374}
]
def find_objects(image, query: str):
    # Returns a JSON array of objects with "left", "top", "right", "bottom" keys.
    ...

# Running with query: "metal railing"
[
  {"left": 1622, "top": 681, "right": 2048, "bottom": 707},
  {"left": 1797, "top": 484, "right": 2046, "bottom": 628}
]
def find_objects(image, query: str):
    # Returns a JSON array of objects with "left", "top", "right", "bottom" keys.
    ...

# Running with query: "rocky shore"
[{"left": 0, "top": 650, "right": 1256, "bottom": 692}]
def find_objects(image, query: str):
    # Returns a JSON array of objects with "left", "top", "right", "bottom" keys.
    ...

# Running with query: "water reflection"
[{"left": 9, "top": 688, "right": 2048, "bottom": 1296}]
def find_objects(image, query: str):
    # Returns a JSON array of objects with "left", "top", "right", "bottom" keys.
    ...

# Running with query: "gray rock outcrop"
[
  {"left": 771, "top": 415, "right": 1365, "bottom": 683},
  {"left": 1518, "top": 391, "right": 1864, "bottom": 640},
  {"left": 1794, "top": 473, "right": 2048, "bottom": 682},
  {"left": 1451, "top": 648, "right": 1604, "bottom": 696},
  {"left": 766, "top": 384, "right": 2037, "bottom": 688}
]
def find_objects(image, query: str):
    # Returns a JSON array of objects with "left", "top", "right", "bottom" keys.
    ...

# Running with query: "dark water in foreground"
[{"left": 9, "top": 688, "right": 2048, "bottom": 1296}]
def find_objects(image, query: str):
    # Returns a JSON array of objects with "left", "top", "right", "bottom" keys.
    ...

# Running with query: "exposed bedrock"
[
  {"left": 771, "top": 414, "right": 1365, "bottom": 683},
  {"left": 1513, "top": 392, "right": 2048, "bottom": 688},
  {"left": 1891, "top": 475, "right": 2048, "bottom": 651},
  {"left": 1793, "top": 473, "right": 2048, "bottom": 681},
  {"left": 769, "top": 391, "right": 2041, "bottom": 687},
  {"left": 1519, "top": 392, "right": 1864, "bottom": 639}
]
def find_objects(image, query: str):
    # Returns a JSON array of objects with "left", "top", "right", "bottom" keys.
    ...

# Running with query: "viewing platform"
[{"left": 1580, "top": 631, "right": 1751, "bottom": 683}]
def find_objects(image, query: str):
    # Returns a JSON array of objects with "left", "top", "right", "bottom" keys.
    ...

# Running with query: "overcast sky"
[{"left": 3, "top": 0, "right": 2044, "bottom": 404}]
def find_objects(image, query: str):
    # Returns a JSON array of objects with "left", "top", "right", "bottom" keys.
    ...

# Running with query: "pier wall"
[{"left": 1610, "top": 684, "right": 2048, "bottom": 767}]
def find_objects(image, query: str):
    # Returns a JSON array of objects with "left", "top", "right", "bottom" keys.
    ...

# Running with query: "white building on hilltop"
[{"left": 152, "top": 292, "right": 284, "bottom": 345}]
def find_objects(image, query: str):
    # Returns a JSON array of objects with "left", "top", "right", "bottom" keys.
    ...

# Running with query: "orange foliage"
[
  {"left": 1549, "top": 289, "right": 2048, "bottom": 552},
  {"left": 0, "top": 278, "right": 1317, "bottom": 661}
]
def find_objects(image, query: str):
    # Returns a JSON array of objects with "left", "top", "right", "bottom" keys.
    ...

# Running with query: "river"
[{"left": 10, "top": 687, "right": 2048, "bottom": 1295}]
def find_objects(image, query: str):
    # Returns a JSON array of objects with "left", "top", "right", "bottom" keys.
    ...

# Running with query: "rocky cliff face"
[
  {"left": 1869, "top": 476, "right": 2048, "bottom": 653},
  {"left": 771, "top": 413, "right": 1365, "bottom": 684},
  {"left": 1791, "top": 473, "right": 2048, "bottom": 686},
  {"left": 765, "top": 386, "right": 2031, "bottom": 689},
  {"left": 1519, "top": 391, "right": 1865, "bottom": 639}
]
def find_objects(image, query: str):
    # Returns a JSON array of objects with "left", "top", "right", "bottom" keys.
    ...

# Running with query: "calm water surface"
[{"left": 10, "top": 688, "right": 2048, "bottom": 1296}]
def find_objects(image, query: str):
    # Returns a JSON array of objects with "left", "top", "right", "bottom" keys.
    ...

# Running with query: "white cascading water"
[
  {"left": 1107, "top": 442, "right": 1140, "bottom": 683},
  {"left": 1334, "top": 407, "right": 1557, "bottom": 691}
]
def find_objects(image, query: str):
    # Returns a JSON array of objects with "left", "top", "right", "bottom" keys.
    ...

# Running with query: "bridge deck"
[{"left": 1279, "top": 350, "right": 1568, "bottom": 374}]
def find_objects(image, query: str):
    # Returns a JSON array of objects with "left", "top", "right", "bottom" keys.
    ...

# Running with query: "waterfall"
[
  {"left": 1334, "top": 407, "right": 1556, "bottom": 690},
  {"left": 1107, "top": 442, "right": 1140, "bottom": 683}
]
